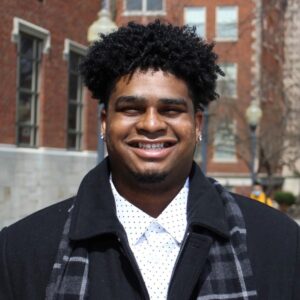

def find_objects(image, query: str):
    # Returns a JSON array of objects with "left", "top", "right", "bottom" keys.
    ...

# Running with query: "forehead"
[{"left": 108, "top": 70, "right": 193, "bottom": 106}]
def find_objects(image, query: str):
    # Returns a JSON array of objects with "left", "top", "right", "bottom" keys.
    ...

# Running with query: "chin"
[{"left": 130, "top": 170, "right": 168, "bottom": 184}]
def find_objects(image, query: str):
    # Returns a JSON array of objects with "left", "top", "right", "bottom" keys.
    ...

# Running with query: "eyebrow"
[
  {"left": 158, "top": 98, "right": 187, "bottom": 107},
  {"left": 115, "top": 96, "right": 146, "bottom": 106},
  {"left": 115, "top": 96, "right": 188, "bottom": 107}
]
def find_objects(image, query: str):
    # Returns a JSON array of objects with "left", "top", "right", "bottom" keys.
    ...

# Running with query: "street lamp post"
[
  {"left": 246, "top": 100, "right": 262, "bottom": 184},
  {"left": 87, "top": 0, "right": 117, "bottom": 163},
  {"left": 201, "top": 106, "right": 209, "bottom": 175}
]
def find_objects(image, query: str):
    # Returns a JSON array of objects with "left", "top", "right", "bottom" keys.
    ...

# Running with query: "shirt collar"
[
  {"left": 156, "top": 180, "right": 188, "bottom": 243},
  {"left": 111, "top": 178, "right": 188, "bottom": 246},
  {"left": 69, "top": 158, "right": 229, "bottom": 241},
  {"left": 110, "top": 178, "right": 153, "bottom": 247}
]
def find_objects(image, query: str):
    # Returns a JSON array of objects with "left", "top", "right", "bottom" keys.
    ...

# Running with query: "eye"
[
  {"left": 118, "top": 106, "right": 142, "bottom": 116},
  {"left": 160, "top": 107, "right": 185, "bottom": 116},
  {"left": 125, "top": 109, "right": 140, "bottom": 115}
]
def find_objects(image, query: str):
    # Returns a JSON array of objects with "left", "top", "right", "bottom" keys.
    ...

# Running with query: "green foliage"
[{"left": 274, "top": 191, "right": 296, "bottom": 206}]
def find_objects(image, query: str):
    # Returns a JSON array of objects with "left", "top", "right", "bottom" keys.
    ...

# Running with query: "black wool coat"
[{"left": 0, "top": 159, "right": 300, "bottom": 299}]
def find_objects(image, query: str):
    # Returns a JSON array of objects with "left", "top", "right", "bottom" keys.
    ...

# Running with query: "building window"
[
  {"left": 124, "top": 0, "right": 164, "bottom": 14},
  {"left": 217, "top": 63, "right": 237, "bottom": 98},
  {"left": 63, "top": 39, "right": 87, "bottom": 150},
  {"left": 184, "top": 7, "right": 206, "bottom": 38},
  {"left": 12, "top": 18, "right": 50, "bottom": 147},
  {"left": 216, "top": 6, "right": 238, "bottom": 41},
  {"left": 214, "top": 121, "right": 236, "bottom": 161},
  {"left": 16, "top": 33, "right": 42, "bottom": 146},
  {"left": 67, "top": 51, "right": 84, "bottom": 150}
]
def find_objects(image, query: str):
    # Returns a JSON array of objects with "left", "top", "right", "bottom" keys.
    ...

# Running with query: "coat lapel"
[
  {"left": 69, "top": 158, "right": 123, "bottom": 240},
  {"left": 167, "top": 232, "right": 214, "bottom": 300},
  {"left": 168, "top": 163, "right": 230, "bottom": 300}
]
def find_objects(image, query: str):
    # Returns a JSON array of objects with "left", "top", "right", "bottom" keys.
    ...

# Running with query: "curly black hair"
[{"left": 80, "top": 20, "right": 223, "bottom": 110}]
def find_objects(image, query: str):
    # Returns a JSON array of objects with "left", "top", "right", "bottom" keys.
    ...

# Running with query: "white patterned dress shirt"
[{"left": 110, "top": 178, "right": 189, "bottom": 300}]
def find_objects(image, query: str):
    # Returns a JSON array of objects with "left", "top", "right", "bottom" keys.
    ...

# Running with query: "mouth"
[
  {"left": 128, "top": 141, "right": 175, "bottom": 150},
  {"left": 126, "top": 140, "right": 177, "bottom": 160}
]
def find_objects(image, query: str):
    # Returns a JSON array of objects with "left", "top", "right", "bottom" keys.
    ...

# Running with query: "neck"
[{"left": 111, "top": 173, "right": 188, "bottom": 218}]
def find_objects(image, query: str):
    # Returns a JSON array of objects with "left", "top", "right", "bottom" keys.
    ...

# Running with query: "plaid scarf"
[
  {"left": 196, "top": 180, "right": 257, "bottom": 300},
  {"left": 45, "top": 180, "right": 257, "bottom": 300}
]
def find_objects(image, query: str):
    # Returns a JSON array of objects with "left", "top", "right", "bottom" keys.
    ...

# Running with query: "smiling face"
[{"left": 102, "top": 69, "right": 202, "bottom": 189}]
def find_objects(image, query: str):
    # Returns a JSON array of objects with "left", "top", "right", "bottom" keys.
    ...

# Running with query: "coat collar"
[
  {"left": 187, "top": 163, "right": 229, "bottom": 238},
  {"left": 69, "top": 158, "right": 229, "bottom": 241}
]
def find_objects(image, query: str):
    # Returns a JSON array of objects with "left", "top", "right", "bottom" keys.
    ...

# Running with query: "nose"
[{"left": 136, "top": 108, "right": 167, "bottom": 135}]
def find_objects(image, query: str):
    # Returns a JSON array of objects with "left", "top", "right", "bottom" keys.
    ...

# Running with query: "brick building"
[
  {"left": 1, "top": 0, "right": 297, "bottom": 227},
  {"left": 0, "top": 0, "right": 100, "bottom": 227}
]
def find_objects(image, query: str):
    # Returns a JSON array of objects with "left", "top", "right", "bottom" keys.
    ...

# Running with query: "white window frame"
[
  {"left": 64, "top": 39, "right": 87, "bottom": 151},
  {"left": 16, "top": 33, "right": 43, "bottom": 147},
  {"left": 11, "top": 17, "right": 51, "bottom": 53},
  {"left": 12, "top": 18, "right": 50, "bottom": 147},
  {"left": 217, "top": 63, "right": 238, "bottom": 98},
  {"left": 184, "top": 7, "right": 206, "bottom": 38},
  {"left": 215, "top": 6, "right": 238, "bottom": 42},
  {"left": 123, "top": 0, "right": 166, "bottom": 16},
  {"left": 63, "top": 39, "right": 87, "bottom": 61},
  {"left": 213, "top": 121, "right": 237, "bottom": 162}
]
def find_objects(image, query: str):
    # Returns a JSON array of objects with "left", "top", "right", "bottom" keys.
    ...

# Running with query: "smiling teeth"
[{"left": 138, "top": 143, "right": 164, "bottom": 149}]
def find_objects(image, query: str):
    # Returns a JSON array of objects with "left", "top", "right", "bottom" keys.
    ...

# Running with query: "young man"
[{"left": 0, "top": 21, "right": 299, "bottom": 300}]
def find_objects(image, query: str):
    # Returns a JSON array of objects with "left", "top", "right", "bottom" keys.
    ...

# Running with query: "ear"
[
  {"left": 195, "top": 111, "right": 203, "bottom": 142},
  {"left": 101, "top": 109, "right": 107, "bottom": 141}
]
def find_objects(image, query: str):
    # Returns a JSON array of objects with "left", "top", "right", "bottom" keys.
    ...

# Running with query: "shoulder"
[
  {"left": 1, "top": 198, "right": 73, "bottom": 259},
  {"left": 0, "top": 198, "right": 73, "bottom": 299},
  {"left": 231, "top": 193, "right": 300, "bottom": 298},
  {"left": 232, "top": 192, "right": 299, "bottom": 235},
  {"left": 229, "top": 193, "right": 299, "bottom": 262},
  {"left": 2, "top": 197, "right": 73, "bottom": 243},
  {"left": 232, "top": 192, "right": 299, "bottom": 249}
]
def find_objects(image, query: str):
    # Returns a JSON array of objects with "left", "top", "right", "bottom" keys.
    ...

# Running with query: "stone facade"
[
  {"left": 282, "top": 0, "right": 300, "bottom": 195},
  {"left": 0, "top": 145, "right": 97, "bottom": 228}
]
